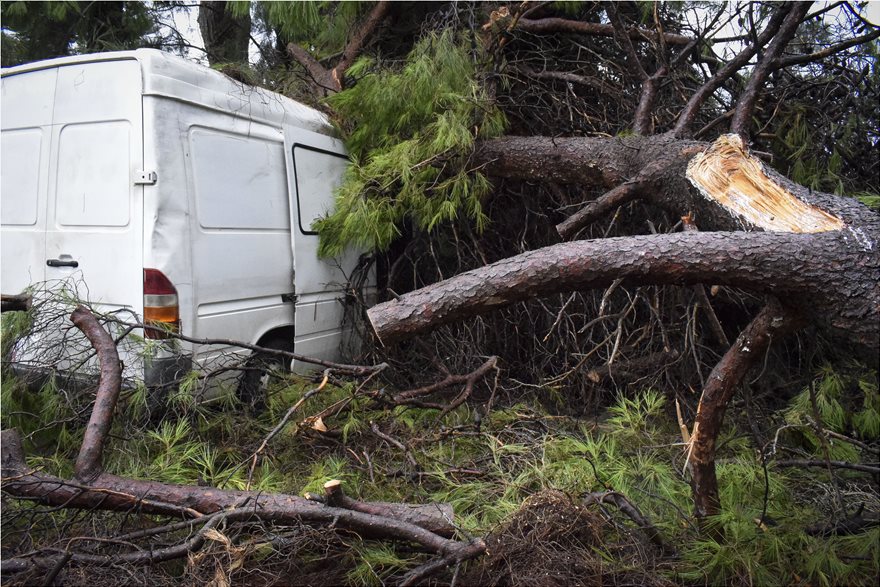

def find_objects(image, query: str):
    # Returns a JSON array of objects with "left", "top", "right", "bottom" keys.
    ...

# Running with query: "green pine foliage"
[
  {"left": 316, "top": 30, "right": 507, "bottom": 256},
  {"left": 786, "top": 363, "right": 880, "bottom": 445},
  {"left": 237, "top": 1, "right": 367, "bottom": 59}
]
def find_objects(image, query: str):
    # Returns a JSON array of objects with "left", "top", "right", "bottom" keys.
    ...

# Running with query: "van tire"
[{"left": 238, "top": 338, "right": 293, "bottom": 410}]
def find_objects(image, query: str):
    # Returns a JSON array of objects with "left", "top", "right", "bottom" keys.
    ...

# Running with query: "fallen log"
[
  {"left": 371, "top": 135, "right": 879, "bottom": 356},
  {"left": 367, "top": 133, "right": 879, "bottom": 524}
]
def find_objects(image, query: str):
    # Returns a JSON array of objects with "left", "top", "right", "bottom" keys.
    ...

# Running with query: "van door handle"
[{"left": 47, "top": 258, "right": 79, "bottom": 268}]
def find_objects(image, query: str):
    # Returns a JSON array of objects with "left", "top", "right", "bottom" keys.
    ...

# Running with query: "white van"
[{"left": 1, "top": 49, "right": 365, "bottom": 392}]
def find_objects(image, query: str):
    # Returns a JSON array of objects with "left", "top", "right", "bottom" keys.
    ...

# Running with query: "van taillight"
[{"left": 143, "top": 268, "right": 180, "bottom": 339}]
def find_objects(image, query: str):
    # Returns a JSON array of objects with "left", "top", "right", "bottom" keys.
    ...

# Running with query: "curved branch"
[
  {"left": 71, "top": 306, "right": 122, "bottom": 483},
  {"left": 287, "top": 1, "right": 391, "bottom": 94},
  {"left": 689, "top": 299, "right": 799, "bottom": 520},
  {"left": 367, "top": 231, "right": 878, "bottom": 351},
  {"left": 730, "top": 2, "right": 812, "bottom": 136}
]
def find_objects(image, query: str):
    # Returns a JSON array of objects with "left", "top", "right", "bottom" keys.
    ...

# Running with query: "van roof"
[{"left": 1, "top": 49, "right": 335, "bottom": 136}]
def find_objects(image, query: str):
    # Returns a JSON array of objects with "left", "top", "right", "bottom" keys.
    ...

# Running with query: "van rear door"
[
  {"left": 1, "top": 68, "right": 56, "bottom": 293},
  {"left": 44, "top": 60, "right": 144, "bottom": 315}
]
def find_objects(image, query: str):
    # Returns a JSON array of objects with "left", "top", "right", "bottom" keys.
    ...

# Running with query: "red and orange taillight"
[{"left": 143, "top": 268, "right": 180, "bottom": 339}]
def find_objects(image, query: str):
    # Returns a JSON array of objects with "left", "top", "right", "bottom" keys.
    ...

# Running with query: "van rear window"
[
  {"left": 1, "top": 128, "right": 42, "bottom": 226},
  {"left": 189, "top": 128, "right": 289, "bottom": 231},
  {"left": 56, "top": 121, "right": 131, "bottom": 227}
]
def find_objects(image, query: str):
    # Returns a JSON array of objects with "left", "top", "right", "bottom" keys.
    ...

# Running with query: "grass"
[{"left": 2, "top": 314, "right": 878, "bottom": 587}]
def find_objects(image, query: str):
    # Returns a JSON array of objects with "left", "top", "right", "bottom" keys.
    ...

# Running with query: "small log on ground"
[{"left": 1, "top": 306, "right": 484, "bottom": 577}]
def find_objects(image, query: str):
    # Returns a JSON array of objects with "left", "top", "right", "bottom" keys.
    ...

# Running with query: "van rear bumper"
[
  {"left": 144, "top": 352, "right": 192, "bottom": 388},
  {"left": 8, "top": 351, "right": 192, "bottom": 393}
]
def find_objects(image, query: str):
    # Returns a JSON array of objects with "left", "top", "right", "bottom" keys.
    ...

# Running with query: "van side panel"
[
  {"left": 188, "top": 122, "right": 296, "bottom": 354},
  {"left": 144, "top": 98, "right": 295, "bottom": 367}
]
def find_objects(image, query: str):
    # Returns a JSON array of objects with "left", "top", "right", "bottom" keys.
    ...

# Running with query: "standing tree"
[
  {"left": 0, "top": 1, "right": 160, "bottom": 66},
  {"left": 197, "top": 0, "right": 251, "bottom": 65}
]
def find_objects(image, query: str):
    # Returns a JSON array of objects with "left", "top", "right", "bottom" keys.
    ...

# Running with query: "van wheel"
[{"left": 238, "top": 338, "right": 293, "bottom": 410}]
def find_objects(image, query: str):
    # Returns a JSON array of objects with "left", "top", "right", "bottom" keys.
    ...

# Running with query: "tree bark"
[
  {"left": 371, "top": 134, "right": 879, "bottom": 356},
  {"left": 369, "top": 230, "right": 877, "bottom": 353},
  {"left": 198, "top": 1, "right": 251, "bottom": 66}
]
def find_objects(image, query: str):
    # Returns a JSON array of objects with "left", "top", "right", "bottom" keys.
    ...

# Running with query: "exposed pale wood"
[{"left": 686, "top": 134, "right": 845, "bottom": 233}]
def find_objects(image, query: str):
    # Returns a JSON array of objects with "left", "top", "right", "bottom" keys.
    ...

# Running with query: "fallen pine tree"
[{"left": 367, "top": 134, "right": 879, "bottom": 521}]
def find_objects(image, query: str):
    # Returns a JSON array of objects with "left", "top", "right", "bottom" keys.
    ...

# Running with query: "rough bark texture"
[
  {"left": 474, "top": 134, "right": 875, "bottom": 231},
  {"left": 369, "top": 230, "right": 878, "bottom": 354},
  {"left": 689, "top": 299, "right": 799, "bottom": 520}
]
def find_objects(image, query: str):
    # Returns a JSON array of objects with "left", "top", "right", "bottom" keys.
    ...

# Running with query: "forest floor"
[{"left": 2, "top": 361, "right": 879, "bottom": 586}]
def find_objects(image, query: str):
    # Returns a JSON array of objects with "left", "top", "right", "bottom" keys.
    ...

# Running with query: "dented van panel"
[{"left": 1, "top": 49, "right": 369, "bottom": 385}]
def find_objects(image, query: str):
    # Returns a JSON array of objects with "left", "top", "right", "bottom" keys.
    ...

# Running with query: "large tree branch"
[
  {"left": 516, "top": 16, "right": 692, "bottom": 45},
  {"left": 367, "top": 230, "right": 878, "bottom": 352},
  {"left": 474, "top": 134, "right": 872, "bottom": 231},
  {"left": 730, "top": 2, "right": 812, "bottom": 136}
]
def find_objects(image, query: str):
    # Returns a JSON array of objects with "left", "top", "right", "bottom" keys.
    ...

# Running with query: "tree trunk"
[
  {"left": 370, "top": 134, "right": 879, "bottom": 356},
  {"left": 198, "top": 1, "right": 251, "bottom": 66}
]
